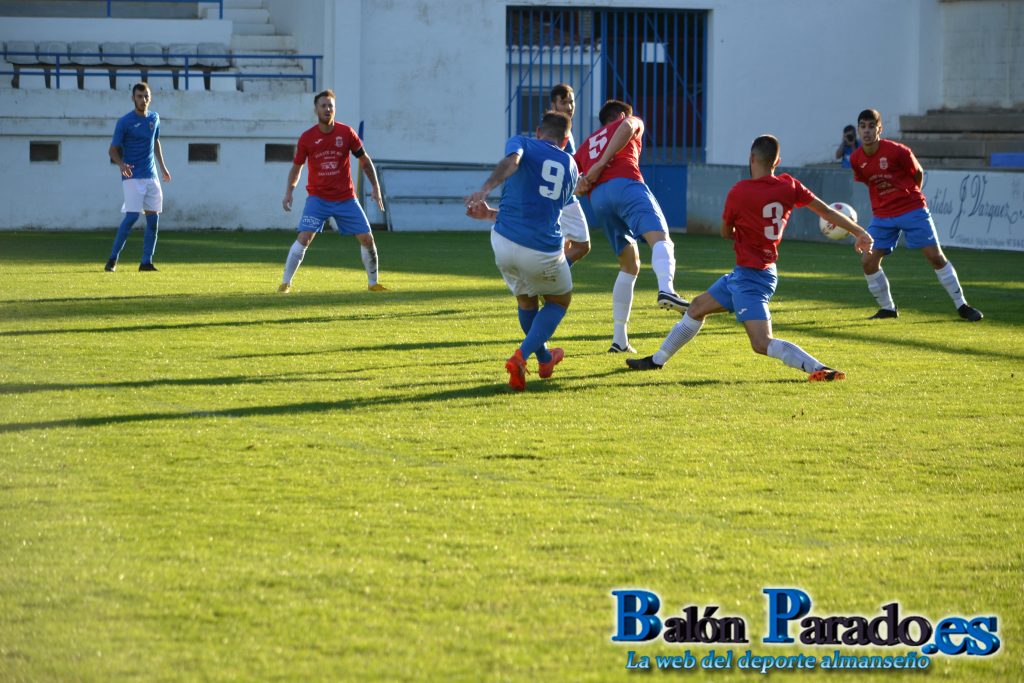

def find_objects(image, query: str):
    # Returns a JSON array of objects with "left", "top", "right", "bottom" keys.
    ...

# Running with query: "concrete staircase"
[
  {"left": 204, "top": 0, "right": 309, "bottom": 93},
  {"left": 898, "top": 109, "right": 1024, "bottom": 169}
]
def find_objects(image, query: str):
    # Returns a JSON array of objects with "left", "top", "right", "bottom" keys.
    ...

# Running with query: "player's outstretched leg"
[
  {"left": 609, "top": 271, "right": 637, "bottom": 352},
  {"left": 626, "top": 310, "right": 704, "bottom": 371},
  {"left": 107, "top": 211, "right": 139, "bottom": 271},
  {"left": 934, "top": 261, "right": 983, "bottom": 321},
  {"left": 767, "top": 338, "right": 845, "bottom": 381}
]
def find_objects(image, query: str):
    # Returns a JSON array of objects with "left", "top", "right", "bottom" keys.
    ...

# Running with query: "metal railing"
[{"left": 1, "top": 50, "right": 321, "bottom": 91}]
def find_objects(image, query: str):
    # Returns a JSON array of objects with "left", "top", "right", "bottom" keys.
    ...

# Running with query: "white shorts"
[
  {"left": 560, "top": 199, "right": 590, "bottom": 243},
  {"left": 121, "top": 178, "right": 163, "bottom": 213},
  {"left": 491, "top": 229, "right": 572, "bottom": 297}
]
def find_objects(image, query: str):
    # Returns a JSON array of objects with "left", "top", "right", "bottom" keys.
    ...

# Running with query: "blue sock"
[
  {"left": 109, "top": 212, "right": 139, "bottom": 260},
  {"left": 141, "top": 213, "right": 159, "bottom": 264},
  {"left": 520, "top": 303, "right": 567, "bottom": 361},
  {"left": 518, "top": 306, "right": 550, "bottom": 363}
]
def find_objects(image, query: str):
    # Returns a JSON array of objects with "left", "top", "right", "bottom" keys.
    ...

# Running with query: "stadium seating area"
[{"left": 3, "top": 40, "right": 237, "bottom": 90}]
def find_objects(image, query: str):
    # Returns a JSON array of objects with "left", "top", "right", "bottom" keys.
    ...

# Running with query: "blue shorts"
[
  {"left": 589, "top": 177, "right": 669, "bottom": 255},
  {"left": 298, "top": 196, "right": 372, "bottom": 235},
  {"left": 707, "top": 265, "right": 777, "bottom": 322},
  {"left": 868, "top": 207, "right": 938, "bottom": 252}
]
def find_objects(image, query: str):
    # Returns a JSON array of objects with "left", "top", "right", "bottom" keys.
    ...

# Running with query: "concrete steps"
[{"left": 898, "top": 109, "right": 1024, "bottom": 168}]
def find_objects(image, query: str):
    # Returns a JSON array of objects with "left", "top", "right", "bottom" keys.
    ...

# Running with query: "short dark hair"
[
  {"left": 843, "top": 124, "right": 856, "bottom": 134},
  {"left": 314, "top": 89, "right": 336, "bottom": 106},
  {"left": 538, "top": 110, "right": 571, "bottom": 140},
  {"left": 857, "top": 109, "right": 881, "bottom": 125},
  {"left": 550, "top": 83, "right": 573, "bottom": 102},
  {"left": 132, "top": 82, "right": 150, "bottom": 95},
  {"left": 598, "top": 99, "right": 633, "bottom": 125},
  {"left": 750, "top": 134, "right": 780, "bottom": 165}
]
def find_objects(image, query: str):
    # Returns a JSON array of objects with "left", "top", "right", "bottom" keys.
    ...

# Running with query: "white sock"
[
  {"left": 360, "top": 244, "right": 379, "bottom": 286},
  {"left": 282, "top": 240, "right": 307, "bottom": 284},
  {"left": 767, "top": 338, "right": 824, "bottom": 374},
  {"left": 650, "top": 240, "right": 676, "bottom": 293},
  {"left": 865, "top": 269, "right": 895, "bottom": 310},
  {"left": 652, "top": 312, "right": 703, "bottom": 366},
  {"left": 612, "top": 271, "right": 637, "bottom": 347},
  {"left": 934, "top": 262, "right": 967, "bottom": 308}
]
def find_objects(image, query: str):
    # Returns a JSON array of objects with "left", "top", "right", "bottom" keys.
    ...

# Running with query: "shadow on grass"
[
  {"left": 0, "top": 381, "right": 508, "bottom": 433},
  {"left": 0, "top": 307, "right": 466, "bottom": 337},
  {"left": 0, "top": 370, "right": 371, "bottom": 395}
]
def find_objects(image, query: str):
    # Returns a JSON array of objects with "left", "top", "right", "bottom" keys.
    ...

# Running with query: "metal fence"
[{"left": 506, "top": 6, "right": 708, "bottom": 165}]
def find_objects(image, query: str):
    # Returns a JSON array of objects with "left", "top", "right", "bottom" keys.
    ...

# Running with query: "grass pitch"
[{"left": 1, "top": 230, "right": 1021, "bottom": 682}]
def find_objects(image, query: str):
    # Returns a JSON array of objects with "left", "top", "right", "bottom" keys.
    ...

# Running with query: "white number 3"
[
  {"left": 762, "top": 201, "right": 784, "bottom": 240},
  {"left": 539, "top": 160, "right": 565, "bottom": 199}
]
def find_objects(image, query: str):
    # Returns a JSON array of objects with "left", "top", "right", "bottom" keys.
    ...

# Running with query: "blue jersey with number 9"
[{"left": 495, "top": 135, "right": 579, "bottom": 253}]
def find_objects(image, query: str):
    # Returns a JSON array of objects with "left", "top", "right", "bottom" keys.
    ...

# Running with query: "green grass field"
[{"left": 1, "top": 230, "right": 1021, "bottom": 682}]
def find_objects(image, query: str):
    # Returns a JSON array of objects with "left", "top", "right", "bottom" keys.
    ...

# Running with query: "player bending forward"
[
  {"left": 466, "top": 111, "right": 579, "bottom": 391},
  {"left": 626, "top": 135, "right": 873, "bottom": 381}
]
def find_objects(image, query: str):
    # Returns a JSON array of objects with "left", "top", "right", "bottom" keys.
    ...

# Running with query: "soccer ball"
[{"left": 819, "top": 202, "right": 857, "bottom": 240}]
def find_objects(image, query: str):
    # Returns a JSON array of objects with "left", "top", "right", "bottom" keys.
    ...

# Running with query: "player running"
[
  {"left": 626, "top": 134, "right": 874, "bottom": 381},
  {"left": 279, "top": 89, "right": 386, "bottom": 293},
  {"left": 574, "top": 99, "right": 688, "bottom": 353},
  {"left": 465, "top": 111, "right": 579, "bottom": 391},
  {"left": 851, "top": 108, "right": 983, "bottom": 321}
]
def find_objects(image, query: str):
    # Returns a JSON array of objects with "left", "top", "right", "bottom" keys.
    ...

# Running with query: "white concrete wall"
[
  {"left": 942, "top": 0, "right": 1024, "bottom": 108},
  {"left": 0, "top": 89, "right": 311, "bottom": 229},
  {"left": 0, "top": 17, "right": 231, "bottom": 44},
  {"left": 340, "top": 0, "right": 944, "bottom": 167}
]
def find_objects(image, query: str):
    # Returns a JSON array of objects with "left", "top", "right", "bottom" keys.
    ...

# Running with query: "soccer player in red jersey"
[
  {"left": 278, "top": 89, "right": 386, "bottom": 293},
  {"left": 851, "top": 108, "right": 982, "bottom": 321},
  {"left": 626, "top": 135, "right": 874, "bottom": 381},
  {"left": 574, "top": 99, "right": 688, "bottom": 353}
]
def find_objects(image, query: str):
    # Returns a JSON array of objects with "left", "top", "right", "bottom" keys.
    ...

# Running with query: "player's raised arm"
[
  {"left": 806, "top": 197, "right": 874, "bottom": 254},
  {"left": 282, "top": 163, "right": 303, "bottom": 211},
  {"left": 466, "top": 152, "right": 521, "bottom": 207}
]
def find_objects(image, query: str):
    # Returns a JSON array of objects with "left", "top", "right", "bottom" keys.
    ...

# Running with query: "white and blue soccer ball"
[{"left": 819, "top": 202, "right": 857, "bottom": 240}]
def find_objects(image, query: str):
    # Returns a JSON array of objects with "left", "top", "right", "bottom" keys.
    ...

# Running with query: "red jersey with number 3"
[
  {"left": 850, "top": 139, "right": 926, "bottom": 218},
  {"left": 293, "top": 123, "right": 362, "bottom": 202},
  {"left": 573, "top": 116, "right": 645, "bottom": 188},
  {"left": 723, "top": 174, "right": 815, "bottom": 269}
]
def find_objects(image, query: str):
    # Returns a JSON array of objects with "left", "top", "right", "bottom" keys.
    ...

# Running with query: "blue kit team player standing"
[
  {"left": 105, "top": 82, "right": 171, "bottom": 272},
  {"left": 466, "top": 111, "right": 579, "bottom": 391}
]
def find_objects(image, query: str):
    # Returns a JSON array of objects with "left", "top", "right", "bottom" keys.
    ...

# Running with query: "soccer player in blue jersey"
[
  {"left": 465, "top": 111, "right": 580, "bottom": 391},
  {"left": 105, "top": 82, "right": 171, "bottom": 272},
  {"left": 549, "top": 84, "right": 591, "bottom": 265}
]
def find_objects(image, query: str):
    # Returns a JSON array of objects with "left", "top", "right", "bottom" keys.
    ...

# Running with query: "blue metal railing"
[{"left": 1, "top": 50, "right": 321, "bottom": 91}]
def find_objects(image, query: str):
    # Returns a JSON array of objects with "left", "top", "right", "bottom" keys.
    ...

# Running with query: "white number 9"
[{"left": 539, "top": 159, "right": 565, "bottom": 199}]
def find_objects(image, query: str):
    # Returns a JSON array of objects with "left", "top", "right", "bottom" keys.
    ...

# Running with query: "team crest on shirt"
[
  {"left": 879, "top": 158, "right": 888, "bottom": 170},
  {"left": 335, "top": 137, "right": 343, "bottom": 147}
]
